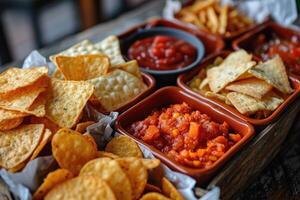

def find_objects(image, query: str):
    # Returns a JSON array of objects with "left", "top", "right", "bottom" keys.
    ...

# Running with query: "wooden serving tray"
[{"left": 205, "top": 97, "right": 300, "bottom": 199}]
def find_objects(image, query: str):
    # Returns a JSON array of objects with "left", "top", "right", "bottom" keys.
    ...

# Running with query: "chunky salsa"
[
  {"left": 128, "top": 36, "right": 197, "bottom": 70},
  {"left": 255, "top": 34, "right": 300, "bottom": 76},
  {"left": 127, "top": 102, "right": 242, "bottom": 168}
]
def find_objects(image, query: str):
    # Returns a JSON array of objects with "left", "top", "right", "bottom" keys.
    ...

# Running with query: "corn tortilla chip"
[
  {"left": 45, "top": 79, "right": 94, "bottom": 128},
  {"left": 226, "top": 78, "right": 273, "bottom": 99},
  {"left": 30, "top": 116, "right": 60, "bottom": 134},
  {"left": 207, "top": 50, "right": 255, "bottom": 93},
  {"left": 45, "top": 175, "right": 116, "bottom": 200},
  {"left": 55, "top": 55, "right": 110, "bottom": 81},
  {"left": 249, "top": 56, "right": 293, "bottom": 94},
  {"left": 0, "top": 124, "right": 44, "bottom": 169},
  {"left": 88, "top": 69, "right": 146, "bottom": 111},
  {"left": 0, "top": 117, "right": 23, "bottom": 131},
  {"left": 30, "top": 129, "right": 52, "bottom": 160},
  {"left": 52, "top": 69, "right": 64, "bottom": 80},
  {"left": 0, "top": 109, "right": 27, "bottom": 131},
  {"left": 115, "top": 60, "right": 142, "bottom": 80}
]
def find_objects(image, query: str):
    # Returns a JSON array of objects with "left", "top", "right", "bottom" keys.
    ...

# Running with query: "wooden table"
[{"left": 2, "top": 1, "right": 300, "bottom": 199}]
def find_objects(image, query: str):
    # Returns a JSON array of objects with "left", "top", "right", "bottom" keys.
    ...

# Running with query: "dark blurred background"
[{"left": 0, "top": 0, "right": 148, "bottom": 65}]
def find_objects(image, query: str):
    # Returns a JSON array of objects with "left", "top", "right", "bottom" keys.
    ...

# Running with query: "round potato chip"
[
  {"left": 144, "top": 184, "right": 162, "bottom": 194},
  {"left": 97, "top": 151, "right": 119, "bottom": 159},
  {"left": 0, "top": 117, "right": 23, "bottom": 131},
  {"left": 33, "top": 168, "right": 73, "bottom": 200},
  {"left": 141, "top": 159, "right": 161, "bottom": 170},
  {"left": 105, "top": 135, "right": 142, "bottom": 158},
  {"left": 140, "top": 192, "right": 171, "bottom": 200},
  {"left": 82, "top": 133, "right": 97, "bottom": 150},
  {"left": 75, "top": 121, "right": 95, "bottom": 133},
  {"left": 52, "top": 128, "right": 97, "bottom": 175},
  {"left": 44, "top": 175, "right": 116, "bottom": 200},
  {"left": 80, "top": 157, "right": 132, "bottom": 200},
  {"left": 116, "top": 157, "right": 148, "bottom": 200},
  {"left": 162, "top": 178, "right": 184, "bottom": 200}
]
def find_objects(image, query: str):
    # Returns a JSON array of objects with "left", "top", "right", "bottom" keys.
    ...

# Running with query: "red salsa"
[
  {"left": 127, "top": 103, "right": 242, "bottom": 168},
  {"left": 255, "top": 34, "right": 300, "bottom": 76},
  {"left": 128, "top": 36, "right": 197, "bottom": 70}
]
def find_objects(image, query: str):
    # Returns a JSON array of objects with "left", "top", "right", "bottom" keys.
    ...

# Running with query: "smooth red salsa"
[
  {"left": 128, "top": 36, "right": 197, "bottom": 70},
  {"left": 255, "top": 34, "right": 300, "bottom": 76},
  {"left": 127, "top": 103, "right": 242, "bottom": 168}
]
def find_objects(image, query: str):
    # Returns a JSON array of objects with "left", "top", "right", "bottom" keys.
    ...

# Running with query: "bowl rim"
[
  {"left": 115, "top": 86, "right": 255, "bottom": 177},
  {"left": 177, "top": 51, "right": 300, "bottom": 127},
  {"left": 121, "top": 27, "right": 205, "bottom": 75}
]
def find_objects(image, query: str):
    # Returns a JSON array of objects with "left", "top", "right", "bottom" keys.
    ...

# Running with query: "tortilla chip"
[
  {"left": 87, "top": 69, "right": 146, "bottom": 111},
  {"left": 30, "top": 129, "right": 52, "bottom": 160},
  {"left": 55, "top": 55, "right": 110, "bottom": 81},
  {"left": 52, "top": 69, "right": 64, "bottom": 80},
  {"left": 249, "top": 56, "right": 293, "bottom": 94},
  {"left": 0, "top": 67, "right": 48, "bottom": 97},
  {"left": 236, "top": 72, "right": 253, "bottom": 81},
  {"left": 207, "top": 50, "right": 256, "bottom": 93},
  {"left": 30, "top": 116, "right": 60, "bottom": 134},
  {"left": 45, "top": 79, "right": 94, "bottom": 128},
  {"left": 95, "top": 35, "right": 125, "bottom": 66},
  {"left": 115, "top": 60, "right": 142, "bottom": 80},
  {"left": 226, "top": 78, "right": 273, "bottom": 99},
  {"left": 227, "top": 92, "right": 284, "bottom": 115},
  {"left": 0, "top": 117, "right": 23, "bottom": 131}
]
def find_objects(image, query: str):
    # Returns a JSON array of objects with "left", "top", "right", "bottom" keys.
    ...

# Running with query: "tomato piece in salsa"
[
  {"left": 127, "top": 102, "right": 242, "bottom": 169},
  {"left": 128, "top": 36, "right": 197, "bottom": 70},
  {"left": 255, "top": 34, "right": 300, "bottom": 76}
]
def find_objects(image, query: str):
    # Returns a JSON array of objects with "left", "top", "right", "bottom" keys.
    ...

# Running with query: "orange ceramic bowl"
[
  {"left": 115, "top": 86, "right": 254, "bottom": 184},
  {"left": 232, "top": 21, "right": 300, "bottom": 78},
  {"left": 90, "top": 72, "right": 156, "bottom": 114},
  {"left": 177, "top": 51, "right": 300, "bottom": 127}
]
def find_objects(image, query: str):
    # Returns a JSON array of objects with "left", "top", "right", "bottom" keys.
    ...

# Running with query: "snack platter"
[{"left": 0, "top": 0, "right": 300, "bottom": 200}]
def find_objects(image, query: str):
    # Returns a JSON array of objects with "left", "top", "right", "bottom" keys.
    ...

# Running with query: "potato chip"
[
  {"left": 95, "top": 35, "right": 125, "bottom": 66},
  {"left": 144, "top": 184, "right": 162, "bottom": 193},
  {"left": 140, "top": 192, "right": 171, "bottom": 200},
  {"left": 97, "top": 151, "right": 119, "bottom": 159},
  {"left": 33, "top": 168, "right": 73, "bottom": 200},
  {"left": 117, "top": 157, "right": 148, "bottom": 200},
  {"left": 45, "top": 79, "right": 94, "bottom": 128},
  {"left": 141, "top": 159, "right": 161, "bottom": 170},
  {"left": 162, "top": 177, "right": 184, "bottom": 200},
  {"left": 105, "top": 135, "right": 143, "bottom": 158},
  {"left": 88, "top": 69, "right": 146, "bottom": 111},
  {"left": 55, "top": 55, "right": 110, "bottom": 81},
  {"left": 0, "top": 124, "right": 44, "bottom": 169},
  {"left": 75, "top": 121, "right": 95, "bottom": 133},
  {"left": 30, "top": 116, "right": 60, "bottom": 134},
  {"left": 82, "top": 132, "right": 97, "bottom": 150},
  {"left": 0, "top": 117, "right": 23, "bottom": 131},
  {"left": 80, "top": 158, "right": 132, "bottom": 200},
  {"left": 227, "top": 92, "right": 284, "bottom": 115},
  {"left": 44, "top": 175, "right": 116, "bottom": 200},
  {"left": 115, "top": 60, "right": 142, "bottom": 80},
  {"left": 249, "top": 56, "right": 293, "bottom": 94},
  {"left": 30, "top": 129, "right": 52, "bottom": 160},
  {"left": 52, "top": 128, "right": 97, "bottom": 175},
  {"left": 207, "top": 50, "right": 255, "bottom": 93},
  {"left": 226, "top": 78, "right": 273, "bottom": 99}
]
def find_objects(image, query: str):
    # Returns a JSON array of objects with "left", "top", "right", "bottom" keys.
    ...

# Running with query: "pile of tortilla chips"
[
  {"left": 189, "top": 50, "right": 294, "bottom": 118},
  {"left": 33, "top": 130, "right": 184, "bottom": 200},
  {"left": 50, "top": 36, "right": 147, "bottom": 112},
  {"left": 0, "top": 65, "right": 96, "bottom": 172}
]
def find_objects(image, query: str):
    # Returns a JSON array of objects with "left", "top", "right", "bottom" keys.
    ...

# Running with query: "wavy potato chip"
[
  {"left": 0, "top": 124, "right": 44, "bottom": 169},
  {"left": 88, "top": 69, "right": 146, "bottom": 111},
  {"left": 52, "top": 128, "right": 97, "bottom": 175},
  {"left": 105, "top": 135, "right": 143, "bottom": 158},
  {"left": 117, "top": 157, "right": 148, "bottom": 200},
  {"left": 207, "top": 50, "right": 255, "bottom": 93},
  {"left": 80, "top": 158, "right": 132, "bottom": 200},
  {"left": 249, "top": 56, "right": 293, "bottom": 94},
  {"left": 141, "top": 159, "right": 161, "bottom": 170},
  {"left": 140, "top": 192, "right": 171, "bottom": 200},
  {"left": 97, "top": 151, "right": 119, "bottom": 159},
  {"left": 33, "top": 168, "right": 73, "bottom": 200},
  {"left": 162, "top": 177, "right": 184, "bottom": 200},
  {"left": 30, "top": 129, "right": 52, "bottom": 160},
  {"left": 45, "top": 79, "right": 94, "bottom": 128},
  {"left": 56, "top": 55, "right": 110, "bottom": 81},
  {"left": 95, "top": 35, "right": 125, "bottom": 66},
  {"left": 226, "top": 78, "right": 273, "bottom": 99},
  {"left": 75, "top": 121, "right": 95, "bottom": 133},
  {"left": 82, "top": 132, "right": 97, "bottom": 150},
  {"left": 45, "top": 175, "right": 116, "bottom": 200}
]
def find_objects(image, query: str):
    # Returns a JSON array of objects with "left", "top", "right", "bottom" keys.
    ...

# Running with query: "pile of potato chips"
[
  {"left": 32, "top": 128, "right": 184, "bottom": 200},
  {"left": 176, "top": 0, "right": 253, "bottom": 37},
  {"left": 189, "top": 50, "right": 294, "bottom": 118},
  {"left": 50, "top": 36, "right": 147, "bottom": 112}
]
